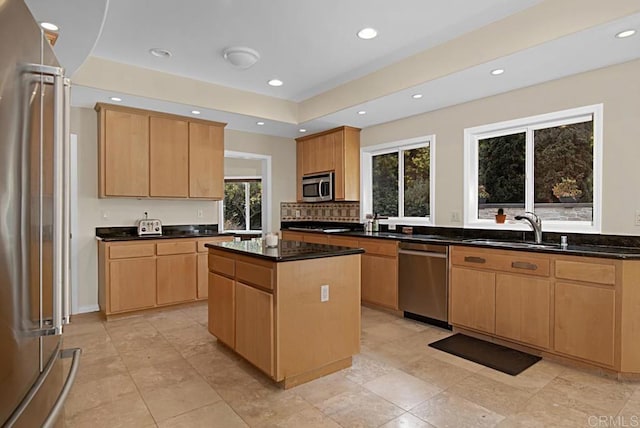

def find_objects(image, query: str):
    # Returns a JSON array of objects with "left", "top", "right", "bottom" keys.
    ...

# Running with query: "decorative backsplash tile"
[{"left": 281, "top": 202, "right": 360, "bottom": 222}]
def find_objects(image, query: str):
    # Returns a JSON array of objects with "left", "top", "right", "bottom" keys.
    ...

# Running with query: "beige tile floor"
[{"left": 62, "top": 303, "right": 640, "bottom": 428}]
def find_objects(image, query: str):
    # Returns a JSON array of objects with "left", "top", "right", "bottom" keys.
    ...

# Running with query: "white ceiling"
[{"left": 25, "top": 0, "right": 640, "bottom": 138}]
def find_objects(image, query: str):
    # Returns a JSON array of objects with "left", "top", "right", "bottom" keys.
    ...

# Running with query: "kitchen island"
[{"left": 205, "top": 239, "right": 363, "bottom": 388}]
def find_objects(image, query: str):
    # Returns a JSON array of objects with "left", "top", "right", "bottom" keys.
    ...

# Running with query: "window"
[
  {"left": 465, "top": 104, "right": 602, "bottom": 233},
  {"left": 222, "top": 178, "right": 262, "bottom": 231},
  {"left": 362, "top": 136, "right": 435, "bottom": 225}
]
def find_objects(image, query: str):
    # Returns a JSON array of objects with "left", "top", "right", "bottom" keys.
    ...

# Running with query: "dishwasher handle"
[{"left": 399, "top": 249, "right": 447, "bottom": 258}]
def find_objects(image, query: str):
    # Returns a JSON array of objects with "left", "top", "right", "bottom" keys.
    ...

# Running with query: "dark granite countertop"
[
  {"left": 281, "top": 225, "right": 640, "bottom": 260},
  {"left": 96, "top": 224, "right": 235, "bottom": 242},
  {"left": 205, "top": 239, "right": 364, "bottom": 262}
]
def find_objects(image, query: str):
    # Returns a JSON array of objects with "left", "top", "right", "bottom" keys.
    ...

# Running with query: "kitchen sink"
[{"left": 464, "top": 239, "right": 559, "bottom": 250}]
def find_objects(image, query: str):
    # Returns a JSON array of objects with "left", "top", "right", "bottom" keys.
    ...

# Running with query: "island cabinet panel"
[
  {"left": 109, "top": 258, "right": 157, "bottom": 313},
  {"left": 554, "top": 281, "right": 616, "bottom": 366},
  {"left": 235, "top": 258, "right": 275, "bottom": 291},
  {"left": 495, "top": 274, "right": 551, "bottom": 349},
  {"left": 100, "top": 108, "right": 149, "bottom": 197},
  {"left": 208, "top": 272, "right": 235, "bottom": 348},
  {"left": 450, "top": 266, "right": 496, "bottom": 334},
  {"left": 235, "top": 282, "right": 274, "bottom": 376},
  {"left": 189, "top": 122, "right": 224, "bottom": 199},
  {"left": 156, "top": 253, "right": 197, "bottom": 305},
  {"left": 197, "top": 237, "right": 233, "bottom": 299},
  {"left": 149, "top": 116, "right": 189, "bottom": 198}
]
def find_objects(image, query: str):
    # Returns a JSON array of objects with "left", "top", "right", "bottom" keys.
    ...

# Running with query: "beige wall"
[
  {"left": 224, "top": 158, "right": 263, "bottom": 177},
  {"left": 71, "top": 107, "right": 295, "bottom": 312},
  {"left": 361, "top": 59, "right": 640, "bottom": 236}
]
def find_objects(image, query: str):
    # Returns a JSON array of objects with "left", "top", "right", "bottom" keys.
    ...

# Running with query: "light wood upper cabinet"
[
  {"left": 296, "top": 126, "right": 360, "bottom": 201},
  {"left": 98, "top": 107, "right": 150, "bottom": 197},
  {"left": 189, "top": 122, "right": 224, "bottom": 199},
  {"left": 150, "top": 116, "right": 189, "bottom": 197},
  {"left": 96, "top": 103, "right": 226, "bottom": 200}
]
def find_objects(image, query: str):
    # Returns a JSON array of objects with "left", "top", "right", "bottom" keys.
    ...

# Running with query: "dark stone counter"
[{"left": 205, "top": 239, "right": 364, "bottom": 262}]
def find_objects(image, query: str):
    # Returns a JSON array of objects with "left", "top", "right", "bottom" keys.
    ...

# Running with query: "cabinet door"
[
  {"left": 197, "top": 253, "right": 208, "bottom": 299},
  {"left": 208, "top": 272, "right": 235, "bottom": 347},
  {"left": 235, "top": 282, "right": 274, "bottom": 376},
  {"left": 109, "top": 258, "right": 156, "bottom": 313},
  {"left": 450, "top": 267, "right": 495, "bottom": 334},
  {"left": 495, "top": 273, "right": 551, "bottom": 349},
  {"left": 189, "top": 122, "right": 224, "bottom": 199},
  {"left": 102, "top": 109, "right": 149, "bottom": 197},
  {"left": 303, "top": 233, "right": 329, "bottom": 245},
  {"left": 333, "top": 127, "right": 360, "bottom": 201},
  {"left": 149, "top": 116, "right": 189, "bottom": 197},
  {"left": 554, "top": 282, "right": 615, "bottom": 366},
  {"left": 301, "top": 135, "right": 334, "bottom": 175},
  {"left": 156, "top": 254, "right": 197, "bottom": 305},
  {"left": 361, "top": 254, "right": 398, "bottom": 310}
]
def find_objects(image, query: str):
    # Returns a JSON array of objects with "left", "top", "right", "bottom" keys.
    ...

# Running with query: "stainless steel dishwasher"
[{"left": 398, "top": 242, "right": 450, "bottom": 329}]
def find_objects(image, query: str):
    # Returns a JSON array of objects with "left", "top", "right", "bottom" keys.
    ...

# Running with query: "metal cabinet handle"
[
  {"left": 512, "top": 261, "right": 538, "bottom": 270},
  {"left": 464, "top": 256, "right": 486, "bottom": 264}
]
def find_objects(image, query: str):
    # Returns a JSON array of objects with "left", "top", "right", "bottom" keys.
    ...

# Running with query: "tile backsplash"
[{"left": 281, "top": 202, "right": 360, "bottom": 222}]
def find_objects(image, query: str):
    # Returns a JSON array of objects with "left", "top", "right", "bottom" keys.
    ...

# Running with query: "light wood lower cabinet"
[
  {"left": 157, "top": 254, "right": 197, "bottom": 305},
  {"left": 235, "top": 281, "right": 274, "bottom": 376},
  {"left": 108, "top": 257, "right": 157, "bottom": 313},
  {"left": 208, "top": 272, "right": 235, "bottom": 348},
  {"left": 450, "top": 267, "right": 496, "bottom": 334},
  {"left": 361, "top": 254, "right": 398, "bottom": 310}
]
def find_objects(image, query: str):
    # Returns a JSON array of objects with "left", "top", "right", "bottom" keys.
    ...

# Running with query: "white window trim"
[
  {"left": 463, "top": 104, "right": 603, "bottom": 234},
  {"left": 361, "top": 135, "right": 436, "bottom": 227}
]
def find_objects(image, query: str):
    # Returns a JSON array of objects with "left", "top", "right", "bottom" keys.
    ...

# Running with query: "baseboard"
[{"left": 75, "top": 304, "right": 99, "bottom": 314}]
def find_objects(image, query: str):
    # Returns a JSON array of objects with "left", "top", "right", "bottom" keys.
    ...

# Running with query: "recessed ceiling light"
[
  {"left": 357, "top": 28, "right": 378, "bottom": 40},
  {"left": 358, "top": 110, "right": 366, "bottom": 115},
  {"left": 149, "top": 48, "right": 172, "bottom": 58},
  {"left": 267, "top": 79, "right": 283, "bottom": 87},
  {"left": 40, "top": 22, "right": 59, "bottom": 31},
  {"left": 109, "top": 96, "right": 122, "bottom": 102},
  {"left": 412, "top": 94, "right": 423, "bottom": 99},
  {"left": 256, "top": 121, "right": 265, "bottom": 126},
  {"left": 191, "top": 110, "right": 201, "bottom": 115},
  {"left": 490, "top": 68, "right": 505, "bottom": 76},
  {"left": 616, "top": 29, "right": 636, "bottom": 38},
  {"left": 299, "top": 129, "right": 307, "bottom": 133}
]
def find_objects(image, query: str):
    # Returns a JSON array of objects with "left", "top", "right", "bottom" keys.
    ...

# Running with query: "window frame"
[
  {"left": 463, "top": 104, "right": 603, "bottom": 233},
  {"left": 361, "top": 135, "right": 436, "bottom": 227},
  {"left": 220, "top": 175, "right": 263, "bottom": 232}
]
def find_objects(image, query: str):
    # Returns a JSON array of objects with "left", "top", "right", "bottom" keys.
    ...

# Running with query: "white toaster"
[{"left": 137, "top": 213, "right": 162, "bottom": 236}]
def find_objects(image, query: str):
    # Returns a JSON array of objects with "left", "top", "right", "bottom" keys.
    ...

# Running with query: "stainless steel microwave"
[{"left": 302, "top": 173, "right": 333, "bottom": 202}]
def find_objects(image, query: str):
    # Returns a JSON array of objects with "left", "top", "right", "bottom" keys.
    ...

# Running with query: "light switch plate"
[
  {"left": 635, "top": 210, "right": 640, "bottom": 226},
  {"left": 320, "top": 285, "right": 329, "bottom": 302}
]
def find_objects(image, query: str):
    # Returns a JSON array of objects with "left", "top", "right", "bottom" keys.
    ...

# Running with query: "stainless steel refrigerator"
[{"left": 1, "top": 0, "right": 80, "bottom": 426}]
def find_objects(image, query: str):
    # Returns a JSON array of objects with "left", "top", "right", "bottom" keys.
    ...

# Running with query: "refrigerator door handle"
[
  {"left": 62, "top": 77, "right": 71, "bottom": 325},
  {"left": 51, "top": 70, "right": 65, "bottom": 335},
  {"left": 41, "top": 348, "right": 82, "bottom": 428}
]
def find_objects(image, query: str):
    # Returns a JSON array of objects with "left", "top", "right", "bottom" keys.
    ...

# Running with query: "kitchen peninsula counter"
[{"left": 206, "top": 240, "right": 363, "bottom": 388}]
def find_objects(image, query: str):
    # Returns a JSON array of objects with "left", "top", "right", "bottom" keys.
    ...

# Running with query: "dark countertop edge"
[
  {"left": 282, "top": 228, "right": 640, "bottom": 260},
  {"left": 205, "top": 242, "right": 364, "bottom": 262},
  {"left": 97, "top": 232, "right": 230, "bottom": 242}
]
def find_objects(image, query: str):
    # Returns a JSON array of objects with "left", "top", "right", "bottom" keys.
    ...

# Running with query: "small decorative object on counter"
[
  {"left": 364, "top": 213, "right": 373, "bottom": 232},
  {"left": 402, "top": 227, "right": 413, "bottom": 235},
  {"left": 561, "top": 235, "right": 568, "bottom": 249},
  {"left": 372, "top": 213, "right": 379, "bottom": 232},
  {"left": 495, "top": 208, "right": 506, "bottom": 224},
  {"left": 265, "top": 232, "right": 279, "bottom": 247}
]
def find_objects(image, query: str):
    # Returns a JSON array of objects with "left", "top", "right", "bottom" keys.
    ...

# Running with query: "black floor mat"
[{"left": 428, "top": 334, "right": 541, "bottom": 376}]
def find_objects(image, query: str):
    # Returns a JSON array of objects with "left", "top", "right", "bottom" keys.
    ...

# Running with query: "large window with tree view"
[
  {"left": 465, "top": 104, "right": 602, "bottom": 233},
  {"left": 363, "top": 136, "right": 434, "bottom": 225},
  {"left": 223, "top": 178, "right": 262, "bottom": 231}
]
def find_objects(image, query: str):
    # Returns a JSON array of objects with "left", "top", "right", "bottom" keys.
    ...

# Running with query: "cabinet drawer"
[
  {"left": 451, "top": 247, "right": 549, "bottom": 277},
  {"left": 555, "top": 259, "right": 616, "bottom": 285},
  {"left": 156, "top": 240, "right": 196, "bottom": 255},
  {"left": 197, "top": 236, "right": 232, "bottom": 252},
  {"left": 109, "top": 243, "right": 155, "bottom": 259},
  {"left": 358, "top": 239, "right": 397, "bottom": 257},
  {"left": 236, "top": 261, "right": 274, "bottom": 291},
  {"left": 327, "top": 236, "right": 360, "bottom": 248},
  {"left": 209, "top": 253, "right": 235, "bottom": 277}
]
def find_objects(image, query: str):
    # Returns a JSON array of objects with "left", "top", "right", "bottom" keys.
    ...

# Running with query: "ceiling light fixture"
[
  {"left": 616, "top": 29, "right": 636, "bottom": 38},
  {"left": 490, "top": 68, "right": 505, "bottom": 76},
  {"left": 358, "top": 110, "right": 366, "bottom": 115},
  {"left": 412, "top": 94, "right": 423, "bottom": 99},
  {"left": 299, "top": 129, "right": 307, "bottom": 133},
  {"left": 223, "top": 46, "right": 260, "bottom": 69},
  {"left": 267, "top": 79, "right": 283, "bottom": 87},
  {"left": 149, "top": 48, "right": 172, "bottom": 58},
  {"left": 191, "top": 110, "right": 201, "bottom": 115},
  {"left": 39, "top": 22, "right": 59, "bottom": 31},
  {"left": 257, "top": 121, "right": 265, "bottom": 126},
  {"left": 357, "top": 28, "right": 378, "bottom": 40}
]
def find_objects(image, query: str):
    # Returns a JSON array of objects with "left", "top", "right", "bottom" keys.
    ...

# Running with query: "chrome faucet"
[{"left": 515, "top": 211, "right": 542, "bottom": 244}]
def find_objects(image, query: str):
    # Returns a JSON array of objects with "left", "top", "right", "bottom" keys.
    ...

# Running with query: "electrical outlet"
[
  {"left": 101, "top": 210, "right": 109, "bottom": 219},
  {"left": 197, "top": 209, "right": 204, "bottom": 218},
  {"left": 451, "top": 210, "right": 461, "bottom": 222},
  {"left": 295, "top": 209, "right": 301, "bottom": 218},
  {"left": 635, "top": 210, "right": 640, "bottom": 226},
  {"left": 320, "top": 284, "right": 329, "bottom": 302}
]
